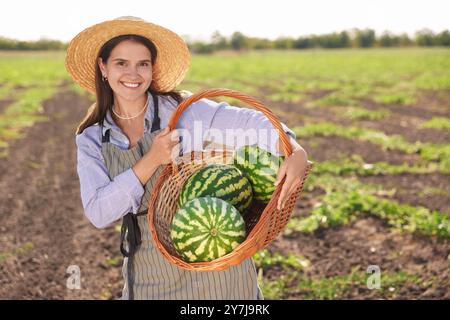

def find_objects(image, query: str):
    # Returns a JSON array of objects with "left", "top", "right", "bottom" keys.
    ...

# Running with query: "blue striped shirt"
[{"left": 75, "top": 93, "right": 296, "bottom": 228}]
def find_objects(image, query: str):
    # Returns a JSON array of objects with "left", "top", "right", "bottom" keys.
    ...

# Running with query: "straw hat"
[{"left": 65, "top": 16, "right": 190, "bottom": 93}]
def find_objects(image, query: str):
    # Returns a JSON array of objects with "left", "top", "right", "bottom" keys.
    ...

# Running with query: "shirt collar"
[{"left": 102, "top": 92, "right": 154, "bottom": 136}]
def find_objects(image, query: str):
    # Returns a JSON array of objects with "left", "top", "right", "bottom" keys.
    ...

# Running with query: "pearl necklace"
[{"left": 112, "top": 94, "right": 150, "bottom": 120}]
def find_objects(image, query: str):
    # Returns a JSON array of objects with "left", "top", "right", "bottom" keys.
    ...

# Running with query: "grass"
[
  {"left": 0, "top": 52, "right": 69, "bottom": 156},
  {"left": 258, "top": 266, "right": 422, "bottom": 300},
  {"left": 422, "top": 117, "right": 450, "bottom": 131},
  {"left": 420, "top": 187, "right": 449, "bottom": 197},
  {"left": 294, "top": 122, "right": 418, "bottom": 152},
  {"left": 105, "top": 255, "right": 122, "bottom": 267},
  {"left": 285, "top": 174, "right": 449, "bottom": 238},
  {"left": 181, "top": 49, "right": 450, "bottom": 108},
  {"left": 292, "top": 122, "right": 450, "bottom": 171},
  {"left": 0, "top": 51, "right": 68, "bottom": 87},
  {"left": 0, "top": 242, "right": 35, "bottom": 264},
  {"left": 254, "top": 249, "right": 311, "bottom": 271},
  {"left": 296, "top": 269, "right": 421, "bottom": 300},
  {"left": 372, "top": 91, "right": 416, "bottom": 105},
  {"left": 99, "top": 286, "right": 114, "bottom": 300},
  {"left": 312, "top": 154, "right": 447, "bottom": 175},
  {"left": 0, "top": 87, "right": 57, "bottom": 156},
  {"left": 336, "top": 106, "right": 391, "bottom": 120}
]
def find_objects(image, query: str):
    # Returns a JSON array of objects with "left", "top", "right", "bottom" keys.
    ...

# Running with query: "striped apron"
[{"left": 100, "top": 94, "right": 264, "bottom": 300}]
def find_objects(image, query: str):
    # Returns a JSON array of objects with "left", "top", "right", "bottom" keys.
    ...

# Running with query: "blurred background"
[{"left": 0, "top": 0, "right": 448, "bottom": 299}]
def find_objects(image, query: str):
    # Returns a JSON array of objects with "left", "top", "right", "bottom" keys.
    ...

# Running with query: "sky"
[{"left": 1, "top": 0, "right": 449, "bottom": 42}]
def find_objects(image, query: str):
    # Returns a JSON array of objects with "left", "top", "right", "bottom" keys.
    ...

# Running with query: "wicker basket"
[{"left": 147, "top": 88, "right": 314, "bottom": 271}]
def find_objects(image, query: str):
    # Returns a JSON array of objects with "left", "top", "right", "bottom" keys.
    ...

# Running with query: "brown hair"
[{"left": 75, "top": 34, "right": 184, "bottom": 135}]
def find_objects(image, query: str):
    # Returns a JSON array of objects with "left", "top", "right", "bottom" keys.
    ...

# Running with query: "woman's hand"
[
  {"left": 133, "top": 127, "right": 181, "bottom": 186},
  {"left": 274, "top": 148, "right": 309, "bottom": 210},
  {"left": 147, "top": 127, "right": 181, "bottom": 166}
]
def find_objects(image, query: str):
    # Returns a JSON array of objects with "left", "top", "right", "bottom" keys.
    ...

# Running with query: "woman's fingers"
[
  {"left": 290, "top": 179, "right": 302, "bottom": 195},
  {"left": 160, "top": 129, "right": 180, "bottom": 147},
  {"left": 169, "top": 129, "right": 180, "bottom": 142},
  {"left": 278, "top": 176, "right": 305, "bottom": 210},
  {"left": 282, "top": 179, "right": 302, "bottom": 208},
  {"left": 171, "top": 143, "right": 182, "bottom": 160},
  {"left": 275, "top": 163, "right": 289, "bottom": 210},
  {"left": 277, "top": 184, "right": 290, "bottom": 210},
  {"left": 158, "top": 126, "right": 170, "bottom": 136},
  {"left": 277, "top": 175, "right": 295, "bottom": 210},
  {"left": 274, "top": 162, "right": 287, "bottom": 187},
  {"left": 170, "top": 138, "right": 181, "bottom": 146}
]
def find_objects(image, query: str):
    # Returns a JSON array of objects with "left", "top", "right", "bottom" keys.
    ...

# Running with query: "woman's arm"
[
  {"left": 194, "top": 99, "right": 297, "bottom": 155},
  {"left": 75, "top": 129, "right": 145, "bottom": 229}
]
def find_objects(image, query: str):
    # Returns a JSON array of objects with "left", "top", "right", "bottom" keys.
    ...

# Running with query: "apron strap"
[
  {"left": 150, "top": 93, "right": 160, "bottom": 132},
  {"left": 102, "top": 127, "right": 111, "bottom": 143},
  {"left": 120, "top": 213, "right": 140, "bottom": 300},
  {"left": 119, "top": 208, "right": 148, "bottom": 300}
]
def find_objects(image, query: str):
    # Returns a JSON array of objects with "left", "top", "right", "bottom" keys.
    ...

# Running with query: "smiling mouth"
[{"left": 120, "top": 81, "right": 142, "bottom": 89}]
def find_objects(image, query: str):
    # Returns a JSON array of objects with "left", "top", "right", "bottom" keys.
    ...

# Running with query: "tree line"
[
  {"left": 0, "top": 37, "right": 66, "bottom": 51},
  {"left": 190, "top": 28, "right": 450, "bottom": 53},
  {"left": 0, "top": 28, "right": 449, "bottom": 52}
]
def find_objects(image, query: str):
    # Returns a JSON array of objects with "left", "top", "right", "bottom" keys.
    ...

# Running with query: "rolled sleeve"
[
  {"left": 75, "top": 129, "right": 145, "bottom": 229},
  {"left": 113, "top": 168, "right": 145, "bottom": 215}
]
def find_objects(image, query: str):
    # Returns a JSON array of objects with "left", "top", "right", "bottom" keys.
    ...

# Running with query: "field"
[{"left": 0, "top": 48, "right": 449, "bottom": 299}]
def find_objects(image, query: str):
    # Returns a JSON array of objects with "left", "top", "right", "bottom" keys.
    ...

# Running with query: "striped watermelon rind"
[
  {"left": 170, "top": 196, "right": 246, "bottom": 262},
  {"left": 233, "top": 145, "right": 284, "bottom": 203},
  {"left": 178, "top": 163, "right": 253, "bottom": 215}
]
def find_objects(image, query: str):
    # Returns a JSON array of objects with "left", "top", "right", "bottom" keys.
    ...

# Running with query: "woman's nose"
[{"left": 125, "top": 66, "right": 140, "bottom": 77}]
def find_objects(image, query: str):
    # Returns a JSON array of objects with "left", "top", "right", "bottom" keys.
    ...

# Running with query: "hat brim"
[{"left": 65, "top": 19, "right": 190, "bottom": 93}]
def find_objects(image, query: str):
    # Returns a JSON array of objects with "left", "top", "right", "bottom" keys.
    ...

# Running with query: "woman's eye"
[
  {"left": 117, "top": 61, "right": 125, "bottom": 66},
  {"left": 140, "top": 62, "right": 149, "bottom": 67}
]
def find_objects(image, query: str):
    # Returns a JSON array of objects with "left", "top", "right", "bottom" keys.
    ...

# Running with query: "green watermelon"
[
  {"left": 178, "top": 163, "right": 253, "bottom": 215},
  {"left": 233, "top": 145, "right": 284, "bottom": 203},
  {"left": 170, "top": 196, "right": 246, "bottom": 262}
]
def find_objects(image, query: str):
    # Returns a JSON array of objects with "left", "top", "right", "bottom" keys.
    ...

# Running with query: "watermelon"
[
  {"left": 233, "top": 145, "right": 284, "bottom": 203},
  {"left": 170, "top": 196, "right": 246, "bottom": 262},
  {"left": 178, "top": 163, "right": 253, "bottom": 215}
]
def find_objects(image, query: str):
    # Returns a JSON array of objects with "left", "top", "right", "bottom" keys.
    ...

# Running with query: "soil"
[{"left": 0, "top": 89, "right": 123, "bottom": 299}]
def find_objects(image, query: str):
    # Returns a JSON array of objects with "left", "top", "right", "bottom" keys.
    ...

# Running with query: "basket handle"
[{"left": 167, "top": 88, "right": 294, "bottom": 159}]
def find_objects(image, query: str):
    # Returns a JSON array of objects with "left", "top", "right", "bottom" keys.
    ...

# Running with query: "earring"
[{"left": 102, "top": 75, "right": 108, "bottom": 82}]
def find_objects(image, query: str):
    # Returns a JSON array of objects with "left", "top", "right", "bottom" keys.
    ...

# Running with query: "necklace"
[{"left": 112, "top": 94, "right": 150, "bottom": 120}]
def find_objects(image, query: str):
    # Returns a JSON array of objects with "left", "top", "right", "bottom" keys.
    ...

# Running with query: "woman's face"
[{"left": 98, "top": 40, "right": 153, "bottom": 102}]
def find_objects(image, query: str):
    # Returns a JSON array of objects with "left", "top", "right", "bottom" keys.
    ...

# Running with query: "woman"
[{"left": 67, "top": 16, "right": 309, "bottom": 300}]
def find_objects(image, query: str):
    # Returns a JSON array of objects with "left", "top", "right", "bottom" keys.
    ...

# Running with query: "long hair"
[{"left": 75, "top": 34, "right": 184, "bottom": 135}]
